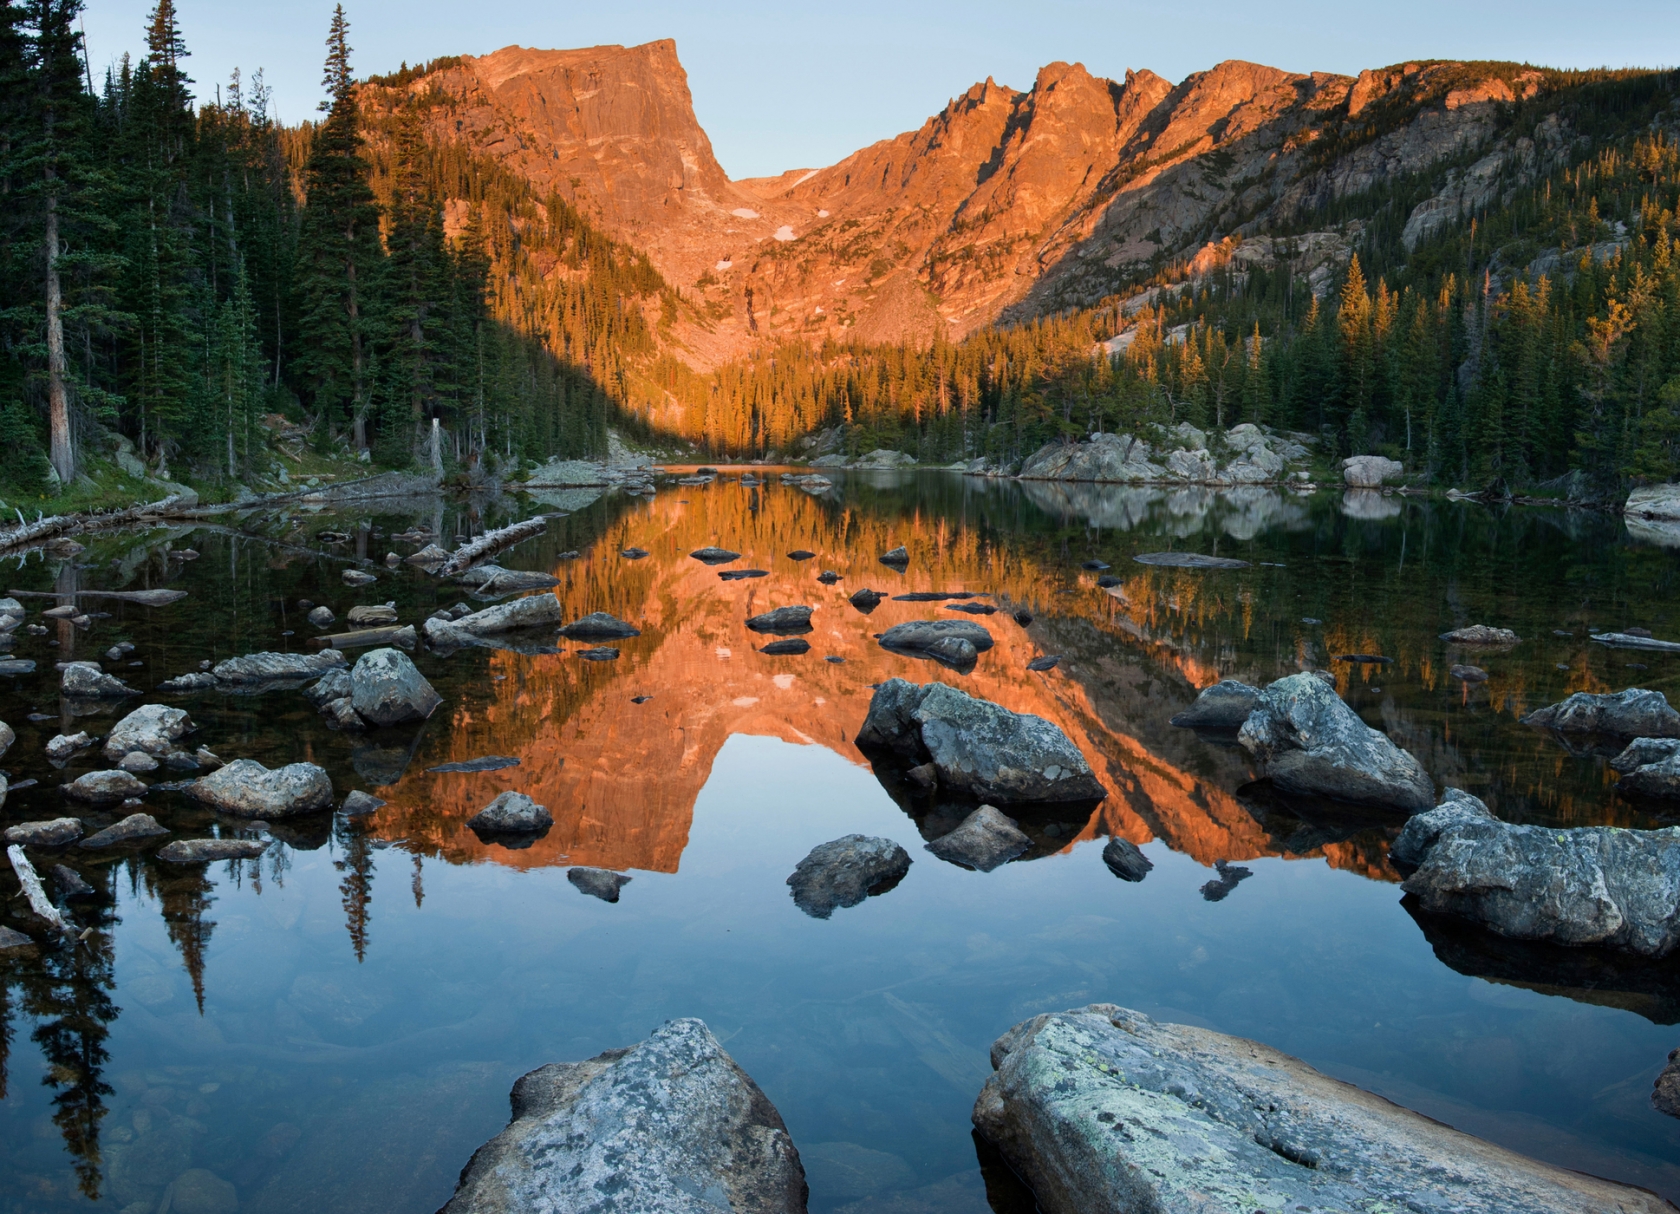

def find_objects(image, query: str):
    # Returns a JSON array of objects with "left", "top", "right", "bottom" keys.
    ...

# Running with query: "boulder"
[
  {"left": 342, "top": 569, "right": 377, "bottom": 587},
  {"left": 405, "top": 543, "right": 449, "bottom": 567},
  {"left": 307, "top": 605, "right": 335, "bottom": 627},
  {"left": 345, "top": 603, "right": 398, "bottom": 627},
  {"left": 786, "top": 835, "right": 912, "bottom": 918},
  {"left": 1441, "top": 624, "right": 1522, "bottom": 645},
  {"left": 341, "top": 790, "right": 386, "bottom": 816},
  {"left": 1451, "top": 664, "right": 1489, "bottom": 682},
  {"left": 848, "top": 588, "right": 883, "bottom": 611},
  {"left": 875, "top": 620, "right": 994, "bottom": 670},
  {"left": 1591, "top": 631, "right": 1680, "bottom": 652},
  {"left": 61, "top": 661, "right": 139, "bottom": 699},
  {"left": 157, "top": 838, "right": 269, "bottom": 863},
  {"left": 302, "top": 667, "right": 352, "bottom": 707},
  {"left": 1626, "top": 483, "right": 1680, "bottom": 523},
  {"left": 879, "top": 545, "right": 910, "bottom": 567},
  {"left": 467, "top": 791, "right": 553, "bottom": 834},
  {"left": 557, "top": 612, "right": 641, "bottom": 640},
  {"left": 1613, "top": 737, "right": 1680, "bottom": 798},
  {"left": 1169, "top": 679, "right": 1259, "bottom": 729},
  {"left": 856, "top": 679, "right": 1106, "bottom": 805},
  {"left": 1102, "top": 838, "right": 1153, "bottom": 882},
  {"left": 80, "top": 813, "right": 168, "bottom": 848},
  {"left": 103, "top": 703, "right": 193, "bottom": 761},
  {"left": 1342, "top": 454, "right": 1405, "bottom": 487},
  {"left": 0, "top": 720, "right": 12, "bottom": 758},
  {"left": 186, "top": 759, "right": 333, "bottom": 819},
  {"left": 690, "top": 547, "right": 741, "bottom": 564},
  {"left": 1017, "top": 433, "right": 1166, "bottom": 483},
  {"left": 747, "top": 606, "right": 813, "bottom": 634},
  {"left": 1655, "top": 1050, "right": 1680, "bottom": 1119},
  {"left": 1394, "top": 789, "right": 1680, "bottom": 956},
  {"left": 972, "top": 1004, "right": 1669, "bottom": 1214},
  {"left": 1237, "top": 673, "right": 1433, "bottom": 810},
  {"left": 568, "top": 867, "right": 632, "bottom": 902},
  {"left": 437, "top": 1018, "right": 806, "bottom": 1214},
  {"left": 1522, "top": 688, "right": 1680, "bottom": 737},
  {"left": 63, "top": 770, "right": 148, "bottom": 803},
  {"left": 321, "top": 696, "right": 366, "bottom": 730},
  {"left": 425, "top": 594, "right": 562, "bottom": 642},
  {"left": 212, "top": 649, "right": 347, "bottom": 686},
  {"left": 925, "top": 806, "right": 1031, "bottom": 872},
  {"left": 45, "top": 731, "right": 93, "bottom": 761},
  {"left": 119, "top": 752, "right": 159, "bottom": 772},
  {"left": 4, "top": 817, "right": 82, "bottom": 847},
  {"left": 349, "top": 647, "right": 441, "bottom": 726}
]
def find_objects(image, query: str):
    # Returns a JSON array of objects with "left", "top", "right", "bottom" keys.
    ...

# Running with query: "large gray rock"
[
  {"left": 786, "top": 835, "right": 911, "bottom": 918},
  {"left": 439, "top": 1018, "right": 806, "bottom": 1214},
  {"left": 158, "top": 838, "right": 269, "bottom": 863},
  {"left": 875, "top": 620, "right": 994, "bottom": 670},
  {"left": 63, "top": 770, "right": 149, "bottom": 803},
  {"left": 80, "top": 813, "right": 168, "bottom": 848},
  {"left": 926, "top": 806, "right": 1031, "bottom": 872},
  {"left": 1613, "top": 737, "right": 1680, "bottom": 798},
  {"left": 4, "top": 817, "right": 82, "bottom": 847},
  {"left": 349, "top": 647, "right": 441, "bottom": 726},
  {"left": 1523, "top": 688, "right": 1680, "bottom": 737},
  {"left": 856, "top": 679, "right": 1106, "bottom": 805},
  {"left": 302, "top": 667, "right": 352, "bottom": 707},
  {"left": 103, "top": 704, "right": 193, "bottom": 761},
  {"left": 440, "top": 594, "right": 563, "bottom": 637},
  {"left": 1394, "top": 789, "right": 1680, "bottom": 956},
  {"left": 61, "top": 661, "right": 140, "bottom": 699},
  {"left": 186, "top": 759, "right": 333, "bottom": 819},
  {"left": 1237, "top": 673, "right": 1433, "bottom": 810},
  {"left": 1655, "top": 1050, "right": 1680, "bottom": 1118},
  {"left": 1342, "top": 454, "right": 1405, "bottom": 487},
  {"left": 972, "top": 1004, "right": 1669, "bottom": 1214},
  {"left": 1169, "top": 679, "right": 1258, "bottom": 729},
  {"left": 467, "top": 791, "right": 552, "bottom": 834},
  {"left": 1018, "top": 433, "right": 1166, "bottom": 483},
  {"left": 212, "top": 648, "right": 347, "bottom": 687}
]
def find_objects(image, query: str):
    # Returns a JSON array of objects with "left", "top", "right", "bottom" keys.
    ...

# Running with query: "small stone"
[
  {"left": 158, "top": 838, "right": 269, "bottom": 863},
  {"left": 4, "top": 817, "right": 83, "bottom": 847},
  {"left": 307, "top": 605, "right": 335, "bottom": 627},
  {"left": 195, "top": 747, "right": 223, "bottom": 768},
  {"left": 50, "top": 864, "right": 96, "bottom": 900},
  {"left": 80, "top": 813, "right": 169, "bottom": 848},
  {"left": 321, "top": 696, "right": 365, "bottom": 730},
  {"left": 568, "top": 867, "right": 631, "bottom": 902},
  {"left": 45, "top": 731, "right": 93, "bottom": 760},
  {"left": 118, "top": 751, "right": 159, "bottom": 772},
  {"left": 1027, "top": 655, "right": 1061, "bottom": 673},
  {"left": 63, "top": 770, "right": 148, "bottom": 803},
  {"left": 468, "top": 791, "right": 552, "bottom": 834},
  {"left": 346, "top": 603, "right": 399, "bottom": 626},
  {"left": 926, "top": 806, "right": 1031, "bottom": 872},
  {"left": 558, "top": 612, "right": 640, "bottom": 639},
  {"left": 879, "top": 545, "right": 910, "bottom": 567},
  {"left": 1102, "top": 838, "right": 1153, "bottom": 882},
  {"left": 341, "top": 791, "right": 386, "bottom": 816},
  {"left": 342, "top": 569, "right": 377, "bottom": 587}
]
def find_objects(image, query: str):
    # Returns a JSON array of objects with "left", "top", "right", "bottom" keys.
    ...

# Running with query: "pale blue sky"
[{"left": 82, "top": 0, "right": 1679, "bottom": 178}]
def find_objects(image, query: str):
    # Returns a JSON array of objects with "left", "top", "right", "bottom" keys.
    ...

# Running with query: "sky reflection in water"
[{"left": 1, "top": 472, "right": 1679, "bottom": 1213}]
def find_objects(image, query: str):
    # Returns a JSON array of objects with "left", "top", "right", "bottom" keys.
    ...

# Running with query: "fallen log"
[
  {"left": 0, "top": 493, "right": 196, "bottom": 555},
  {"left": 308, "top": 624, "right": 417, "bottom": 650},
  {"left": 7, "top": 844, "right": 70, "bottom": 935},
  {"left": 6, "top": 588, "right": 189, "bottom": 606},
  {"left": 436, "top": 517, "right": 547, "bottom": 578}
]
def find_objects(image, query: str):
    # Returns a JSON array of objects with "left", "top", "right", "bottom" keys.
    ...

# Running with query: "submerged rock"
[
  {"left": 341, "top": 790, "right": 386, "bottom": 816},
  {"left": 557, "top": 612, "right": 640, "bottom": 640},
  {"left": 187, "top": 759, "right": 333, "bottom": 819},
  {"left": 1237, "top": 673, "right": 1433, "bottom": 810},
  {"left": 1655, "top": 1051, "right": 1680, "bottom": 1119},
  {"left": 1523, "top": 688, "right": 1680, "bottom": 737},
  {"left": 212, "top": 649, "right": 347, "bottom": 687},
  {"left": 925, "top": 806, "right": 1031, "bottom": 872},
  {"left": 1101, "top": 838, "right": 1153, "bottom": 882},
  {"left": 972, "top": 1004, "right": 1663, "bottom": 1214},
  {"left": 103, "top": 703, "right": 193, "bottom": 761},
  {"left": 158, "top": 838, "right": 269, "bottom": 863},
  {"left": 438, "top": 1018, "right": 806, "bottom": 1214},
  {"left": 1451, "top": 664, "right": 1489, "bottom": 682},
  {"left": 63, "top": 770, "right": 148, "bottom": 803},
  {"left": 349, "top": 647, "right": 441, "bottom": 726},
  {"left": 857, "top": 679, "right": 1106, "bottom": 806},
  {"left": 79, "top": 813, "right": 168, "bottom": 848},
  {"left": 61, "top": 662, "right": 139, "bottom": 699},
  {"left": 787, "top": 835, "right": 912, "bottom": 918},
  {"left": 341, "top": 569, "right": 377, "bottom": 587},
  {"left": 876, "top": 620, "right": 995, "bottom": 670},
  {"left": 50, "top": 864, "right": 95, "bottom": 900},
  {"left": 1441, "top": 624, "right": 1522, "bottom": 645},
  {"left": 467, "top": 791, "right": 553, "bottom": 835},
  {"left": 1395, "top": 789, "right": 1680, "bottom": 956},
  {"left": 746, "top": 606, "right": 813, "bottom": 633},
  {"left": 1170, "top": 679, "right": 1259, "bottom": 729},
  {"left": 4, "top": 817, "right": 82, "bottom": 847},
  {"left": 568, "top": 867, "right": 632, "bottom": 902}
]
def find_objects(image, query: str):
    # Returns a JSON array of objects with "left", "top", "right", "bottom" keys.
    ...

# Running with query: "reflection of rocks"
[
  {"left": 352, "top": 730, "right": 426, "bottom": 787},
  {"left": 1396, "top": 789, "right": 1680, "bottom": 956},
  {"left": 857, "top": 679, "right": 1105, "bottom": 806},
  {"left": 439, "top": 1018, "right": 806, "bottom": 1214},
  {"left": 787, "top": 835, "right": 912, "bottom": 918},
  {"left": 1340, "top": 488, "right": 1402, "bottom": 520},
  {"left": 567, "top": 867, "right": 631, "bottom": 902},
  {"left": 926, "top": 806, "right": 1031, "bottom": 871},
  {"left": 1238, "top": 673, "right": 1433, "bottom": 810},
  {"left": 972, "top": 1004, "right": 1667, "bottom": 1214},
  {"left": 1404, "top": 898, "right": 1680, "bottom": 1025}
]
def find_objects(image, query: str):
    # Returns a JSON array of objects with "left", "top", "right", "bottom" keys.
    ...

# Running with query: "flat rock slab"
[
  {"left": 187, "top": 759, "right": 333, "bottom": 819},
  {"left": 926, "top": 806, "right": 1030, "bottom": 872},
  {"left": 439, "top": 1018, "right": 806, "bottom": 1214},
  {"left": 973, "top": 1004, "right": 1670, "bottom": 1214},
  {"left": 431, "top": 595, "right": 563, "bottom": 639},
  {"left": 876, "top": 620, "right": 994, "bottom": 670},
  {"left": 690, "top": 547, "right": 741, "bottom": 565},
  {"left": 787, "top": 835, "right": 912, "bottom": 918},
  {"left": 1394, "top": 789, "right": 1680, "bottom": 956},
  {"left": 1592, "top": 632, "right": 1680, "bottom": 653},
  {"left": 158, "top": 838, "right": 269, "bottom": 864},
  {"left": 1132, "top": 552, "right": 1249, "bottom": 569},
  {"left": 212, "top": 649, "right": 348, "bottom": 686},
  {"left": 74, "top": 589, "right": 189, "bottom": 606},
  {"left": 569, "top": 867, "right": 631, "bottom": 902},
  {"left": 719, "top": 569, "right": 768, "bottom": 581},
  {"left": 63, "top": 770, "right": 149, "bottom": 803},
  {"left": 80, "top": 813, "right": 168, "bottom": 848},
  {"left": 558, "top": 612, "right": 640, "bottom": 639},
  {"left": 759, "top": 639, "right": 811, "bottom": 655},
  {"left": 576, "top": 647, "right": 620, "bottom": 661},
  {"left": 4, "top": 817, "right": 83, "bottom": 847},
  {"left": 1442, "top": 625, "right": 1522, "bottom": 645},
  {"left": 428, "top": 756, "right": 520, "bottom": 774}
]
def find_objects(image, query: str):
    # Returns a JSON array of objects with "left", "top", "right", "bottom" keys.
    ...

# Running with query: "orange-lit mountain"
[
  {"left": 368, "top": 45, "right": 1548, "bottom": 363},
  {"left": 370, "top": 482, "right": 1402, "bottom": 881}
]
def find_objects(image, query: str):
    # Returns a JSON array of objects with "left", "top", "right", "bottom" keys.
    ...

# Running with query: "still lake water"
[{"left": 2, "top": 471, "right": 1680, "bottom": 1213}]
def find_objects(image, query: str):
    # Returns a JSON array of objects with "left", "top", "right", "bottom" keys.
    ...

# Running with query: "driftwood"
[
  {"left": 436, "top": 517, "right": 547, "bottom": 577},
  {"left": 7, "top": 844, "right": 69, "bottom": 934},
  {"left": 0, "top": 493, "right": 199, "bottom": 555},
  {"left": 308, "top": 624, "right": 417, "bottom": 650},
  {"left": 7, "top": 588, "right": 188, "bottom": 606}
]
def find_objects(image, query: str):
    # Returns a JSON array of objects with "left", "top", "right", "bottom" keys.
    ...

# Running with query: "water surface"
[{"left": 2, "top": 474, "right": 1678, "bottom": 1213}]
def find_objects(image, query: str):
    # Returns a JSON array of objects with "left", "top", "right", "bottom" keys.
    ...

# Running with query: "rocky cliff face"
[{"left": 381, "top": 45, "right": 1556, "bottom": 362}]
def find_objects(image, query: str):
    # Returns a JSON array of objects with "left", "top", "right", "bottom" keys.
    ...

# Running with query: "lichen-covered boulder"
[
  {"left": 349, "top": 647, "right": 441, "bottom": 726},
  {"left": 786, "top": 835, "right": 911, "bottom": 918},
  {"left": 439, "top": 1018, "right": 806, "bottom": 1214},
  {"left": 102, "top": 703, "right": 193, "bottom": 761},
  {"left": 61, "top": 662, "right": 139, "bottom": 699},
  {"left": 1522, "top": 688, "right": 1680, "bottom": 737},
  {"left": 925, "top": 806, "right": 1031, "bottom": 872},
  {"left": 186, "top": 759, "right": 333, "bottom": 819}
]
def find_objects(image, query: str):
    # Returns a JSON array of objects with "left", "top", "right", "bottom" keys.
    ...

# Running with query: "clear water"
[{"left": 2, "top": 474, "right": 1679, "bottom": 1213}]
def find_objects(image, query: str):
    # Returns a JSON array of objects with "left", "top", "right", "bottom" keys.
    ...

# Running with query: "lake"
[{"left": 2, "top": 471, "right": 1678, "bottom": 1213}]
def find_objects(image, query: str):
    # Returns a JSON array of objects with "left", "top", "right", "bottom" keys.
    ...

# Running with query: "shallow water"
[{"left": 2, "top": 473, "right": 1679, "bottom": 1213}]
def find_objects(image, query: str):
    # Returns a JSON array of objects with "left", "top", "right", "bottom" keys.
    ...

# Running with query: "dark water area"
[{"left": 2, "top": 472, "right": 1679, "bottom": 1213}]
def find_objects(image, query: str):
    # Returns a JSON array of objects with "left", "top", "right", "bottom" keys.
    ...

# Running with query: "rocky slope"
[{"left": 377, "top": 46, "right": 1568, "bottom": 363}]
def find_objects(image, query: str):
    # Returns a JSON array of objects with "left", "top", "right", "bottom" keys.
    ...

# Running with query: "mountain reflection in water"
[{"left": 2, "top": 471, "right": 1679, "bottom": 1211}]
